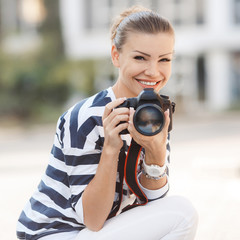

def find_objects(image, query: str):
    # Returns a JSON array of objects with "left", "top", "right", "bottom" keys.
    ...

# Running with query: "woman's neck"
[{"left": 112, "top": 81, "right": 135, "bottom": 99}]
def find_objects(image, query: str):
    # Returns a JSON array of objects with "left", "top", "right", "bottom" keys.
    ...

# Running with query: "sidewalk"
[
  {"left": 1, "top": 111, "right": 240, "bottom": 240},
  {"left": 169, "top": 112, "right": 240, "bottom": 240}
]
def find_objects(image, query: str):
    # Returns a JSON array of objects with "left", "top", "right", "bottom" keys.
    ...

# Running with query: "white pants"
[{"left": 40, "top": 196, "right": 198, "bottom": 240}]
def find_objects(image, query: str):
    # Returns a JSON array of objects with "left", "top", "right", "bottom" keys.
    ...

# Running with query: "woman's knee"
[
  {"left": 167, "top": 195, "right": 199, "bottom": 237},
  {"left": 171, "top": 195, "right": 198, "bottom": 224},
  {"left": 148, "top": 196, "right": 198, "bottom": 231}
]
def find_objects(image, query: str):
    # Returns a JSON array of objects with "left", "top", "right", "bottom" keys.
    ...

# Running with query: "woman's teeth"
[{"left": 139, "top": 81, "right": 157, "bottom": 86}]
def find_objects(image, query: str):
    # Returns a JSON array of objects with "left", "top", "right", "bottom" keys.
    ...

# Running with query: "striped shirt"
[{"left": 16, "top": 87, "right": 170, "bottom": 240}]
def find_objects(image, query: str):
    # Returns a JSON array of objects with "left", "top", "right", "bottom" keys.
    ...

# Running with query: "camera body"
[{"left": 116, "top": 88, "right": 175, "bottom": 136}]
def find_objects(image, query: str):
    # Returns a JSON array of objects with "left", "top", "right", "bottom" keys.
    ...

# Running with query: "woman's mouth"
[{"left": 137, "top": 79, "right": 161, "bottom": 88}]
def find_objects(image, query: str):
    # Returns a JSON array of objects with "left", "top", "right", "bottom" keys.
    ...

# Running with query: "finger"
[
  {"left": 104, "top": 107, "right": 129, "bottom": 128},
  {"left": 163, "top": 109, "right": 170, "bottom": 131},
  {"left": 103, "top": 98, "right": 126, "bottom": 120},
  {"left": 115, "top": 122, "right": 129, "bottom": 135},
  {"left": 129, "top": 107, "right": 135, "bottom": 122},
  {"left": 127, "top": 107, "right": 135, "bottom": 133},
  {"left": 111, "top": 114, "right": 129, "bottom": 127}
]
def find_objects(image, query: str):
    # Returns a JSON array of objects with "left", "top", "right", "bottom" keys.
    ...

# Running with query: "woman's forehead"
[{"left": 123, "top": 32, "right": 175, "bottom": 53}]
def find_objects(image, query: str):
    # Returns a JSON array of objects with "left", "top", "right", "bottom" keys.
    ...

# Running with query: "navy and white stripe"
[{"left": 16, "top": 87, "right": 171, "bottom": 239}]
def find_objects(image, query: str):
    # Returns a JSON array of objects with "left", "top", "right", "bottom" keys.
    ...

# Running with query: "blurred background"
[{"left": 0, "top": 0, "right": 240, "bottom": 239}]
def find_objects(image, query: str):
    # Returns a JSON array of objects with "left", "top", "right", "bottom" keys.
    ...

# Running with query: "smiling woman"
[
  {"left": 111, "top": 7, "right": 175, "bottom": 98},
  {"left": 111, "top": 32, "right": 174, "bottom": 97},
  {"left": 16, "top": 5, "right": 198, "bottom": 240}
]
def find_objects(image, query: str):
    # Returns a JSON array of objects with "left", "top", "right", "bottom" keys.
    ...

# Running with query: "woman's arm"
[
  {"left": 82, "top": 98, "right": 129, "bottom": 231},
  {"left": 128, "top": 108, "right": 170, "bottom": 191}
]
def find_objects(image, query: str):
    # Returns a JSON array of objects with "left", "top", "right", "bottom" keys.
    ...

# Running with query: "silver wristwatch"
[{"left": 142, "top": 159, "right": 167, "bottom": 180}]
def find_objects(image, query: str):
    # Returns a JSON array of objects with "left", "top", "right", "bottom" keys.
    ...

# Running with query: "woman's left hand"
[{"left": 127, "top": 107, "right": 170, "bottom": 166}]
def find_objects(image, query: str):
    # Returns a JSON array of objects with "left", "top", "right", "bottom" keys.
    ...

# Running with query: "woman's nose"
[{"left": 145, "top": 62, "right": 160, "bottom": 77}]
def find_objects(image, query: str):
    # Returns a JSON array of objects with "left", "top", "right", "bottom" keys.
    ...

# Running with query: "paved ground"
[{"left": 0, "top": 111, "right": 240, "bottom": 240}]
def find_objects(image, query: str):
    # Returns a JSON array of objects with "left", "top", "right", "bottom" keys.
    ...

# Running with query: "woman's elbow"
[{"left": 85, "top": 221, "right": 104, "bottom": 232}]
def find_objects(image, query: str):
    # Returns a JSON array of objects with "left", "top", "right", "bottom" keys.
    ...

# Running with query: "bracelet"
[{"left": 141, "top": 168, "right": 167, "bottom": 180}]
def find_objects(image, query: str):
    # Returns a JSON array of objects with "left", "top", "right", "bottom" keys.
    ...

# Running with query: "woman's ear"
[{"left": 111, "top": 45, "right": 120, "bottom": 67}]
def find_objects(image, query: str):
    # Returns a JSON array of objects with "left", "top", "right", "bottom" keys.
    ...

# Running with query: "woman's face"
[{"left": 111, "top": 32, "right": 175, "bottom": 98}]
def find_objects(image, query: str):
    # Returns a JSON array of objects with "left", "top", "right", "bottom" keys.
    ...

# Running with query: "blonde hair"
[{"left": 110, "top": 5, "right": 174, "bottom": 50}]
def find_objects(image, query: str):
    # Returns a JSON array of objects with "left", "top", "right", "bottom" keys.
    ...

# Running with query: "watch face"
[{"left": 148, "top": 168, "right": 161, "bottom": 177}]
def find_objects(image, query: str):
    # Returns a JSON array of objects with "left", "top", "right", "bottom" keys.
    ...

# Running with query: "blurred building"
[
  {"left": 1, "top": 0, "right": 239, "bottom": 112},
  {"left": 59, "top": 0, "right": 240, "bottom": 112},
  {"left": 0, "top": 0, "right": 46, "bottom": 54}
]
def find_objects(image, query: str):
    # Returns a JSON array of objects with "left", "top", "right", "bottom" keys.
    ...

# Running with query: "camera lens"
[{"left": 134, "top": 104, "right": 165, "bottom": 136}]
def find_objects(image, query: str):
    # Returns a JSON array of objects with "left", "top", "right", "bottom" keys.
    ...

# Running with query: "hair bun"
[{"left": 110, "top": 5, "right": 151, "bottom": 44}]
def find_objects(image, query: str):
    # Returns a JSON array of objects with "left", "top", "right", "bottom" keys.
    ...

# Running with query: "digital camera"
[{"left": 116, "top": 88, "right": 175, "bottom": 136}]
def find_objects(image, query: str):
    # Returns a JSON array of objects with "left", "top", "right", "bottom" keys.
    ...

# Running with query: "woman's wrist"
[
  {"left": 100, "top": 146, "right": 121, "bottom": 169},
  {"left": 102, "top": 142, "right": 122, "bottom": 158},
  {"left": 139, "top": 172, "right": 168, "bottom": 191},
  {"left": 144, "top": 144, "right": 166, "bottom": 166}
]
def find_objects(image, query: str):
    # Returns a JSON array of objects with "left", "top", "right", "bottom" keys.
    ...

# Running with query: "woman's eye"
[
  {"left": 134, "top": 56, "right": 145, "bottom": 61},
  {"left": 160, "top": 58, "right": 171, "bottom": 62}
]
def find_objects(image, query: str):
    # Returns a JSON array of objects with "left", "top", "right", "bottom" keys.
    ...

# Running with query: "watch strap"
[{"left": 142, "top": 168, "right": 167, "bottom": 180}]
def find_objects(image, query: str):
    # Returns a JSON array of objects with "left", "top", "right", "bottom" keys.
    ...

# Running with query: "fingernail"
[{"left": 120, "top": 97, "right": 126, "bottom": 101}]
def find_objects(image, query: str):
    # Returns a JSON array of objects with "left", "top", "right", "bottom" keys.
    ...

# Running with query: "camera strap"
[
  {"left": 107, "top": 139, "right": 148, "bottom": 219},
  {"left": 124, "top": 139, "right": 148, "bottom": 206}
]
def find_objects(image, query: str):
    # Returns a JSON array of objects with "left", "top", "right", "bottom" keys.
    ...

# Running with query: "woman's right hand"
[
  {"left": 102, "top": 98, "right": 129, "bottom": 152},
  {"left": 83, "top": 98, "right": 129, "bottom": 231}
]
